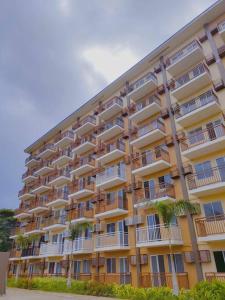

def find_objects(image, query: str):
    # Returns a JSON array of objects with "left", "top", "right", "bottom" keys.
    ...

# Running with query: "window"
[
  {"left": 107, "top": 258, "right": 116, "bottom": 273},
  {"left": 55, "top": 263, "right": 61, "bottom": 274},
  {"left": 107, "top": 223, "right": 116, "bottom": 233},
  {"left": 213, "top": 251, "right": 225, "bottom": 272},
  {"left": 48, "top": 262, "right": 55, "bottom": 274},
  {"left": 168, "top": 254, "right": 184, "bottom": 273},
  {"left": 106, "top": 192, "right": 115, "bottom": 205},
  {"left": 158, "top": 174, "right": 172, "bottom": 187},
  {"left": 203, "top": 201, "right": 224, "bottom": 218},
  {"left": 83, "top": 260, "right": 91, "bottom": 274},
  {"left": 52, "top": 234, "right": 58, "bottom": 243},
  {"left": 195, "top": 161, "right": 213, "bottom": 180},
  {"left": 188, "top": 127, "right": 204, "bottom": 145}
]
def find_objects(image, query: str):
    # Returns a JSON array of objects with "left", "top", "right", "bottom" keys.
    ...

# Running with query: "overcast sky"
[{"left": 0, "top": 0, "right": 216, "bottom": 209}]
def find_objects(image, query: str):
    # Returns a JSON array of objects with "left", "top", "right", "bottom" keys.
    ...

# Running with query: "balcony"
[
  {"left": 130, "top": 119, "right": 166, "bottom": 149},
  {"left": 136, "top": 224, "right": 183, "bottom": 247},
  {"left": 38, "top": 144, "right": 56, "bottom": 159},
  {"left": 171, "top": 64, "right": 211, "bottom": 100},
  {"left": 96, "top": 140, "right": 126, "bottom": 165},
  {"left": 22, "top": 170, "right": 37, "bottom": 184},
  {"left": 34, "top": 160, "right": 54, "bottom": 176},
  {"left": 141, "top": 272, "right": 189, "bottom": 289},
  {"left": 10, "top": 246, "right": 40, "bottom": 259},
  {"left": 32, "top": 178, "right": 51, "bottom": 194},
  {"left": 40, "top": 242, "right": 64, "bottom": 257},
  {"left": 128, "top": 72, "right": 158, "bottom": 101},
  {"left": 174, "top": 91, "right": 221, "bottom": 127},
  {"left": 73, "top": 115, "right": 96, "bottom": 136},
  {"left": 67, "top": 207, "right": 94, "bottom": 223},
  {"left": 97, "top": 118, "right": 124, "bottom": 141},
  {"left": 72, "top": 135, "right": 96, "bottom": 156},
  {"left": 167, "top": 40, "right": 203, "bottom": 76},
  {"left": 129, "top": 95, "right": 161, "bottom": 123},
  {"left": 15, "top": 208, "right": 31, "bottom": 219},
  {"left": 28, "top": 197, "right": 49, "bottom": 214},
  {"left": 195, "top": 215, "right": 225, "bottom": 242},
  {"left": 205, "top": 272, "right": 225, "bottom": 282},
  {"left": 46, "top": 190, "right": 69, "bottom": 208},
  {"left": 180, "top": 124, "right": 225, "bottom": 159},
  {"left": 134, "top": 184, "right": 175, "bottom": 208},
  {"left": 132, "top": 148, "right": 171, "bottom": 177},
  {"left": 187, "top": 166, "right": 225, "bottom": 197},
  {"left": 98, "top": 97, "right": 123, "bottom": 120},
  {"left": 70, "top": 156, "right": 95, "bottom": 177},
  {"left": 25, "top": 155, "right": 39, "bottom": 168},
  {"left": 94, "top": 231, "right": 129, "bottom": 252},
  {"left": 23, "top": 221, "right": 44, "bottom": 236},
  {"left": 68, "top": 181, "right": 95, "bottom": 200},
  {"left": 96, "top": 165, "right": 126, "bottom": 189},
  {"left": 52, "top": 149, "right": 73, "bottom": 167},
  {"left": 18, "top": 187, "right": 35, "bottom": 201},
  {"left": 48, "top": 169, "right": 71, "bottom": 187},
  {"left": 63, "top": 238, "right": 93, "bottom": 255},
  {"left": 42, "top": 216, "right": 67, "bottom": 231},
  {"left": 218, "top": 20, "right": 225, "bottom": 42},
  {"left": 95, "top": 195, "right": 128, "bottom": 219},
  {"left": 54, "top": 130, "right": 74, "bottom": 148}
]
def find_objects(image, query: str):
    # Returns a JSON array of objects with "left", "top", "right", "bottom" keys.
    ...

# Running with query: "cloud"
[{"left": 82, "top": 45, "right": 139, "bottom": 83}]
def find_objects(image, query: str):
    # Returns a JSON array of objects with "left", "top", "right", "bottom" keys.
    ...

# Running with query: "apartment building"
[{"left": 8, "top": 0, "right": 225, "bottom": 289}]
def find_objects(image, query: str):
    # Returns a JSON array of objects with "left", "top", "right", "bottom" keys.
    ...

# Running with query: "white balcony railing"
[
  {"left": 63, "top": 238, "right": 93, "bottom": 254},
  {"left": 96, "top": 165, "right": 126, "bottom": 186},
  {"left": 40, "top": 242, "right": 64, "bottom": 256},
  {"left": 136, "top": 224, "right": 182, "bottom": 246},
  {"left": 95, "top": 231, "right": 129, "bottom": 250}
]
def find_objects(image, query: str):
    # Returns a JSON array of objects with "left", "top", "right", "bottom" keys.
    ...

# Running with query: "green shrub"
[{"left": 7, "top": 277, "right": 225, "bottom": 300}]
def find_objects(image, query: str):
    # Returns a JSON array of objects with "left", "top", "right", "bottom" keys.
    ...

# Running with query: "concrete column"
[{"left": 160, "top": 57, "right": 204, "bottom": 282}]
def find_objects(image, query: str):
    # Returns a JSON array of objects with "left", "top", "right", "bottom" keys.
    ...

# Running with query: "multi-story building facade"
[{"left": 8, "top": 0, "right": 225, "bottom": 289}]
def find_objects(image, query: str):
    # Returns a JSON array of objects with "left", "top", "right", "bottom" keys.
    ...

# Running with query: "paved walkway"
[{"left": 2, "top": 288, "right": 117, "bottom": 300}]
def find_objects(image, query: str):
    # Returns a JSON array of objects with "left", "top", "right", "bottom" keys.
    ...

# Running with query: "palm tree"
[
  {"left": 66, "top": 222, "right": 92, "bottom": 288},
  {"left": 153, "top": 200, "right": 197, "bottom": 295}
]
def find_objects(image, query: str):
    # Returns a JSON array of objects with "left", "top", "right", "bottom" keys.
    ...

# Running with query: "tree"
[
  {"left": 0, "top": 209, "right": 16, "bottom": 252},
  {"left": 153, "top": 200, "right": 197, "bottom": 295},
  {"left": 66, "top": 222, "right": 92, "bottom": 288}
]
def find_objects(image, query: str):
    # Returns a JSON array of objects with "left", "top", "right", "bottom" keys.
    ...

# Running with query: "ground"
[{"left": 2, "top": 288, "right": 116, "bottom": 300}]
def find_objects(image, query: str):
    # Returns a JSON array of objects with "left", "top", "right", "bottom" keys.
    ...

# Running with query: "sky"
[{"left": 0, "top": 0, "right": 217, "bottom": 209}]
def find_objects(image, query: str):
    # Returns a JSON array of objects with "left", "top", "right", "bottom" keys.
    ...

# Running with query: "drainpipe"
[
  {"left": 126, "top": 91, "right": 142, "bottom": 287},
  {"left": 160, "top": 56, "right": 204, "bottom": 282}
]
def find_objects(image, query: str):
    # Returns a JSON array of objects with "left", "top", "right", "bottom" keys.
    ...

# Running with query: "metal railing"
[
  {"left": 134, "top": 183, "right": 175, "bottom": 205},
  {"left": 63, "top": 238, "right": 93, "bottom": 254},
  {"left": 135, "top": 95, "right": 161, "bottom": 112},
  {"left": 25, "top": 155, "right": 38, "bottom": 165},
  {"left": 95, "top": 231, "right": 129, "bottom": 249},
  {"left": 39, "top": 144, "right": 55, "bottom": 155},
  {"left": 22, "top": 169, "right": 37, "bottom": 180},
  {"left": 73, "top": 115, "right": 96, "bottom": 130},
  {"left": 42, "top": 215, "right": 66, "bottom": 228},
  {"left": 72, "top": 134, "right": 96, "bottom": 149},
  {"left": 205, "top": 272, "right": 225, "bottom": 282},
  {"left": 18, "top": 186, "right": 34, "bottom": 197},
  {"left": 101, "top": 96, "right": 123, "bottom": 111},
  {"left": 128, "top": 72, "right": 157, "bottom": 93},
  {"left": 174, "top": 90, "right": 218, "bottom": 119},
  {"left": 54, "top": 130, "right": 74, "bottom": 143},
  {"left": 97, "top": 140, "right": 125, "bottom": 158},
  {"left": 67, "top": 207, "right": 94, "bottom": 220},
  {"left": 78, "top": 155, "right": 95, "bottom": 167},
  {"left": 195, "top": 214, "right": 225, "bottom": 237},
  {"left": 180, "top": 123, "right": 225, "bottom": 151},
  {"left": 69, "top": 179, "right": 95, "bottom": 194},
  {"left": 28, "top": 196, "right": 48, "bottom": 210},
  {"left": 48, "top": 168, "right": 71, "bottom": 182},
  {"left": 171, "top": 63, "right": 209, "bottom": 91},
  {"left": 98, "top": 117, "right": 124, "bottom": 134},
  {"left": 167, "top": 40, "right": 201, "bottom": 66},
  {"left": 94, "top": 273, "right": 131, "bottom": 285},
  {"left": 34, "top": 160, "right": 54, "bottom": 173},
  {"left": 141, "top": 272, "right": 189, "bottom": 289},
  {"left": 187, "top": 166, "right": 225, "bottom": 190},
  {"left": 136, "top": 224, "right": 182, "bottom": 244},
  {"left": 133, "top": 119, "right": 165, "bottom": 140},
  {"left": 133, "top": 148, "right": 170, "bottom": 170},
  {"left": 95, "top": 194, "right": 127, "bottom": 214},
  {"left": 96, "top": 165, "right": 126, "bottom": 185}
]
